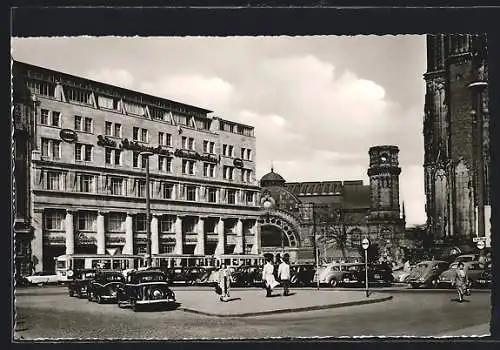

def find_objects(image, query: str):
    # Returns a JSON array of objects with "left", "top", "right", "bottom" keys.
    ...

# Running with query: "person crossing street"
[{"left": 278, "top": 254, "right": 291, "bottom": 296}]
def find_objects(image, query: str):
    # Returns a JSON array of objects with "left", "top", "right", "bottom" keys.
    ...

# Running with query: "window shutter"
[{"left": 70, "top": 172, "right": 77, "bottom": 190}]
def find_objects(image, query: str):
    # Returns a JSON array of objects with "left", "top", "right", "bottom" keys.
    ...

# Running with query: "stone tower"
[
  {"left": 366, "top": 145, "right": 404, "bottom": 247},
  {"left": 423, "top": 34, "right": 489, "bottom": 243}
]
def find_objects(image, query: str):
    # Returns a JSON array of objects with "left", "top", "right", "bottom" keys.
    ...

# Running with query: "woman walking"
[
  {"left": 452, "top": 262, "right": 470, "bottom": 302},
  {"left": 263, "top": 256, "right": 279, "bottom": 297},
  {"left": 218, "top": 263, "right": 231, "bottom": 302}
]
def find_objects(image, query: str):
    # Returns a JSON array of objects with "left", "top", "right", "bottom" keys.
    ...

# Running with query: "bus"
[
  {"left": 55, "top": 254, "right": 145, "bottom": 282},
  {"left": 152, "top": 254, "right": 216, "bottom": 269}
]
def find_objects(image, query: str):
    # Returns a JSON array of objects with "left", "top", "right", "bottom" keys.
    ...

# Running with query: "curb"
[{"left": 178, "top": 295, "right": 393, "bottom": 318}]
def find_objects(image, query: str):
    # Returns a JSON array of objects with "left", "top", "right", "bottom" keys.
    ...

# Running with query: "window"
[
  {"left": 158, "top": 156, "right": 172, "bottom": 172},
  {"left": 41, "top": 109, "right": 49, "bottom": 125},
  {"left": 245, "top": 191, "right": 254, "bottom": 204},
  {"left": 110, "top": 177, "right": 124, "bottom": 195},
  {"left": 75, "top": 144, "right": 93, "bottom": 162},
  {"left": 107, "top": 213, "right": 125, "bottom": 232},
  {"left": 114, "top": 123, "right": 122, "bottom": 138},
  {"left": 241, "top": 169, "right": 252, "bottom": 183},
  {"left": 44, "top": 210, "right": 65, "bottom": 230},
  {"left": 162, "top": 183, "right": 174, "bottom": 199},
  {"left": 78, "top": 211, "right": 96, "bottom": 231},
  {"left": 158, "top": 132, "right": 172, "bottom": 146},
  {"left": 46, "top": 171, "right": 61, "bottom": 191},
  {"left": 67, "top": 88, "right": 91, "bottom": 104},
  {"left": 136, "top": 180, "right": 146, "bottom": 197},
  {"left": 241, "top": 148, "right": 246, "bottom": 159},
  {"left": 246, "top": 149, "right": 252, "bottom": 161},
  {"left": 124, "top": 101, "right": 144, "bottom": 115},
  {"left": 182, "top": 160, "right": 195, "bottom": 175},
  {"left": 223, "top": 166, "right": 234, "bottom": 180},
  {"left": 203, "top": 163, "right": 216, "bottom": 177},
  {"left": 51, "top": 111, "right": 61, "bottom": 127},
  {"left": 133, "top": 127, "right": 148, "bottom": 142},
  {"left": 78, "top": 174, "right": 95, "bottom": 193},
  {"left": 203, "top": 140, "right": 215, "bottom": 154},
  {"left": 208, "top": 188, "right": 217, "bottom": 203},
  {"left": 105, "top": 148, "right": 122, "bottom": 165},
  {"left": 182, "top": 137, "right": 195, "bottom": 150},
  {"left": 222, "top": 144, "right": 234, "bottom": 157},
  {"left": 186, "top": 186, "right": 197, "bottom": 201},
  {"left": 105, "top": 121, "right": 112, "bottom": 136},
  {"left": 134, "top": 214, "right": 147, "bottom": 232},
  {"left": 41, "top": 139, "right": 61, "bottom": 160},
  {"left": 222, "top": 144, "right": 227, "bottom": 156},
  {"left": 27, "top": 80, "right": 54, "bottom": 97},
  {"left": 98, "top": 95, "right": 115, "bottom": 109},
  {"left": 227, "top": 189, "right": 236, "bottom": 204},
  {"left": 160, "top": 216, "right": 175, "bottom": 233},
  {"left": 132, "top": 152, "right": 146, "bottom": 169},
  {"left": 75, "top": 116, "right": 93, "bottom": 133},
  {"left": 241, "top": 148, "right": 252, "bottom": 160}
]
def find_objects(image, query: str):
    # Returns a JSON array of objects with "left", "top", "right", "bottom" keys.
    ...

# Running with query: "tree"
[{"left": 314, "top": 204, "right": 354, "bottom": 260}]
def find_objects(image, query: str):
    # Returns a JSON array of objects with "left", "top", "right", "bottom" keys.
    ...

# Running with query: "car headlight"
[{"left": 419, "top": 277, "right": 425, "bottom": 282}]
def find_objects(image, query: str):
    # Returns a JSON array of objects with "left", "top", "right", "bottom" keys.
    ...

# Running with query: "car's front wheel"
[
  {"left": 329, "top": 279, "right": 338, "bottom": 288},
  {"left": 97, "top": 294, "right": 103, "bottom": 304}
]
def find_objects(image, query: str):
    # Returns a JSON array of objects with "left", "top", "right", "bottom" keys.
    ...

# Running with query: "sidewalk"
[{"left": 174, "top": 289, "right": 393, "bottom": 317}]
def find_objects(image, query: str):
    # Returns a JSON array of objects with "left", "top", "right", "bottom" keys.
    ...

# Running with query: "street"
[{"left": 14, "top": 286, "right": 491, "bottom": 339}]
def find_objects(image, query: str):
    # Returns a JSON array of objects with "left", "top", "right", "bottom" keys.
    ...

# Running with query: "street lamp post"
[
  {"left": 312, "top": 203, "right": 320, "bottom": 290},
  {"left": 140, "top": 151, "right": 154, "bottom": 268}
]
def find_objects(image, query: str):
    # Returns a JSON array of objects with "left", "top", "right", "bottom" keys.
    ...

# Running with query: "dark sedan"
[
  {"left": 231, "top": 265, "right": 262, "bottom": 287},
  {"left": 117, "top": 270, "right": 176, "bottom": 312},
  {"left": 290, "top": 264, "right": 316, "bottom": 287},
  {"left": 87, "top": 270, "right": 125, "bottom": 304},
  {"left": 68, "top": 269, "right": 97, "bottom": 298},
  {"left": 406, "top": 260, "right": 449, "bottom": 289}
]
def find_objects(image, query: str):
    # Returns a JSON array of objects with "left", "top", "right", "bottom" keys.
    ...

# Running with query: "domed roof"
[{"left": 260, "top": 168, "right": 286, "bottom": 187}]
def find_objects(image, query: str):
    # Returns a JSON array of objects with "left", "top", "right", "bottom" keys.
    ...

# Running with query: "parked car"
[
  {"left": 347, "top": 263, "right": 394, "bottom": 287},
  {"left": 406, "top": 260, "right": 449, "bottom": 288},
  {"left": 454, "top": 254, "right": 479, "bottom": 263},
  {"left": 231, "top": 265, "right": 262, "bottom": 287},
  {"left": 117, "top": 269, "right": 176, "bottom": 311},
  {"left": 314, "top": 263, "right": 342, "bottom": 286},
  {"left": 87, "top": 270, "right": 125, "bottom": 304},
  {"left": 392, "top": 265, "right": 415, "bottom": 283},
  {"left": 25, "top": 271, "right": 60, "bottom": 286},
  {"left": 290, "top": 264, "right": 316, "bottom": 287},
  {"left": 195, "top": 267, "right": 218, "bottom": 285},
  {"left": 476, "top": 264, "right": 492, "bottom": 288},
  {"left": 438, "top": 261, "right": 485, "bottom": 288},
  {"left": 68, "top": 269, "right": 97, "bottom": 298}
]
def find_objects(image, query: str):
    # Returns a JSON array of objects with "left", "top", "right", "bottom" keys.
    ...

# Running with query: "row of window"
[
  {"left": 40, "top": 110, "right": 253, "bottom": 159},
  {"left": 44, "top": 210, "right": 252, "bottom": 234},
  {"left": 28, "top": 80, "right": 254, "bottom": 136},
  {"left": 41, "top": 138, "right": 253, "bottom": 180},
  {"left": 41, "top": 171, "right": 256, "bottom": 204}
]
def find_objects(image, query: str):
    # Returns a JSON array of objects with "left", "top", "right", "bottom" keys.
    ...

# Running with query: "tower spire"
[{"left": 271, "top": 160, "right": 274, "bottom": 173}]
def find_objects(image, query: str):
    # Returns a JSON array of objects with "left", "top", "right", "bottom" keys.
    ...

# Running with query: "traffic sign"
[
  {"left": 107, "top": 248, "right": 117, "bottom": 256},
  {"left": 472, "top": 236, "right": 487, "bottom": 243},
  {"left": 361, "top": 238, "right": 370, "bottom": 250},
  {"left": 477, "top": 241, "right": 486, "bottom": 250}
]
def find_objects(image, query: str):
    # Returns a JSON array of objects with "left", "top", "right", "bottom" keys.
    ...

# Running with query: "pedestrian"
[
  {"left": 452, "top": 262, "right": 470, "bottom": 302},
  {"left": 263, "top": 256, "right": 279, "bottom": 297},
  {"left": 278, "top": 254, "right": 291, "bottom": 296},
  {"left": 218, "top": 262, "right": 231, "bottom": 302}
]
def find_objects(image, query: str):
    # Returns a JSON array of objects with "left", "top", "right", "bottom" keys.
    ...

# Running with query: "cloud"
[
  {"left": 139, "top": 74, "right": 234, "bottom": 112},
  {"left": 86, "top": 68, "right": 135, "bottom": 88}
]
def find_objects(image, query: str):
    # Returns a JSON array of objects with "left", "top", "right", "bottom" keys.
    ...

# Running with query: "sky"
[{"left": 11, "top": 35, "right": 427, "bottom": 225}]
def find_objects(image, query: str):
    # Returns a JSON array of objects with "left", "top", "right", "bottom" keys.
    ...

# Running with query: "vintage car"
[
  {"left": 315, "top": 263, "right": 365, "bottom": 287},
  {"left": 345, "top": 263, "right": 394, "bottom": 287},
  {"left": 406, "top": 260, "right": 449, "bottom": 288},
  {"left": 231, "top": 265, "right": 262, "bottom": 287},
  {"left": 163, "top": 266, "right": 202, "bottom": 285},
  {"left": 392, "top": 265, "right": 415, "bottom": 283},
  {"left": 25, "top": 271, "right": 61, "bottom": 286},
  {"left": 438, "top": 261, "right": 485, "bottom": 288},
  {"left": 290, "top": 264, "right": 316, "bottom": 287},
  {"left": 87, "top": 270, "right": 125, "bottom": 303},
  {"left": 454, "top": 254, "right": 479, "bottom": 263},
  {"left": 117, "top": 269, "right": 176, "bottom": 311},
  {"left": 68, "top": 269, "right": 97, "bottom": 298}
]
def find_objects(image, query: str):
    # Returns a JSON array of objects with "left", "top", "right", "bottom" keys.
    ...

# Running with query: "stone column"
[
  {"left": 194, "top": 216, "right": 206, "bottom": 255},
  {"left": 233, "top": 218, "right": 244, "bottom": 254},
  {"left": 151, "top": 215, "right": 159, "bottom": 255},
  {"left": 174, "top": 215, "right": 183, "bottom": 254},
  {"left": 31, "top": 208, "right": 44, "bottom": 272},
  {"left": 251, "top": 220, "right": 261, "bottom": 254},
  {"left": 65, "top": 210, "right": 75, "bottom": 255},
  {"left": 123, "top": 213, "right": 134, "bottom": 254},
  {"left": 215, "top": 217, "right": 225, "bottom": 255},
  {"left": 96, "top": 211, "right": 106, "bottom": 254}
]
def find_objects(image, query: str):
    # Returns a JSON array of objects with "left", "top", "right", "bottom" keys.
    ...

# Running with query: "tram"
[
  {"left": 151, "top": 254, "right": 216, "bottom": 269},
  {"left": 55, "top": 254, "right": 145, "bottom": 282},
  {"left": 215, "top": 254, "right": 265, "bottom": 269}
]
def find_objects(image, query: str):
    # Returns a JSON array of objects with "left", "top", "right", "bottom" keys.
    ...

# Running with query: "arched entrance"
[{"left": 258, "top": 213, "right": 300, "bottom": 249}]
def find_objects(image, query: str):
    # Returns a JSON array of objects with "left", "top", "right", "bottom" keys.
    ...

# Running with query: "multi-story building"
[
  {"left": 257, "top": 145, "right": 406, "bottom": 263},
  {"left": 423, "top": 34, "right": 490, "bottom": 248},
  {"left": 13, "top": 61, "right": 261, "bottom": 273}
]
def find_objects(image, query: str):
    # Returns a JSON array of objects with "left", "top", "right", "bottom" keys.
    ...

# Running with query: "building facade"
[
  {"left": 258, "top": 145, "right": 406, "bottom": 263},
  {"left": 423, "top": 34, "right": 490, "bottom": 247},
  {"left": 13, "top": 61, "right": 261, "bottom": 273}
]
